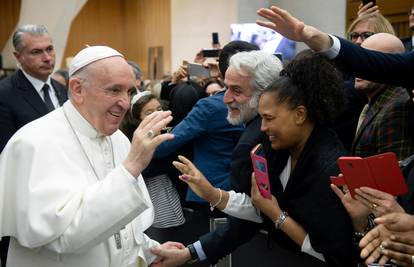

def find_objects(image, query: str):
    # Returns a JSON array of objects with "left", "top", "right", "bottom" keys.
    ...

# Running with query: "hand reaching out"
[
  {"left": 256, "top": 6, "right": 308, "bottom": 42},
  {"left": 357, "top": 2, "right": 379, "bottom": 17},
  {"left": 256, "top": 6, "right": 332, "bottom": 51},
  {"left": 173, "top": 155, "right": 216, "bottom": 201}
]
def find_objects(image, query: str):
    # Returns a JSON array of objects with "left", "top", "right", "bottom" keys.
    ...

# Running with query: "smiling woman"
[{"left": 247, "top": 52, "right": 357, "bottom": 266}]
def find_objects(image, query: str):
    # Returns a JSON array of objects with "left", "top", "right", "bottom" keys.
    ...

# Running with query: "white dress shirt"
[{"left": 22, "top": 70, "right": 60, "bottom": 108}]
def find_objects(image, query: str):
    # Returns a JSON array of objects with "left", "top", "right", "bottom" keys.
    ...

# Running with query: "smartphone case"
[
  {"left": 336, "top": 152, "right": 408, "bottom": 198},
  {"left": 250, "top": 144, "right": 272, "bottom": 199}
]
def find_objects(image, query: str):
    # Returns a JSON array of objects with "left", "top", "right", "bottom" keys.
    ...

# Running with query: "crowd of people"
[{"left": 1, "top": 2, "right": 414, "bottom": 267}]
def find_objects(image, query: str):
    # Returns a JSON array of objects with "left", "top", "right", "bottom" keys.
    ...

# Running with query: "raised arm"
[
  {"left": 256, "top": 6, "right": 332, "bottom": 51},
  {"left": 257, "top": 5, "right": 414, "bottom": 89}
]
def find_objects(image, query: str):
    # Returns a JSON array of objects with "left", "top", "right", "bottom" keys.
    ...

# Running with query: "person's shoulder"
[
  {"left": 382, "top": 86, "right": 412, "bottom": 110},
  {"left": 6, "top": 110, "right": 65, "bottom": 150},
  {"left": 0, "top": 71, "right": 17, "bottom": 93}
]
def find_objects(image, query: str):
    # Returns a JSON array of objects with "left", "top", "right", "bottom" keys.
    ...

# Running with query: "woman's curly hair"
[{"left": 263, "top": 51, "right": 346, "bottom": 125}]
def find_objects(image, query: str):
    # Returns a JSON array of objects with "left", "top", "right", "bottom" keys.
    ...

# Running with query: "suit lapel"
[
  {"left": 351, "top": 87, "right": 396, "bottom": 151},
  {"left": 14, "top": 70, "right": 49, "bottom": 115},
  {"left": 51, "top": 79, "right": 68, "bottom": 105}
]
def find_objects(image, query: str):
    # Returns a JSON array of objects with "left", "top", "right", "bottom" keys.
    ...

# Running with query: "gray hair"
[
  {"left": 13, "top": 24, "right": 50, "bottom": 52},
  {"left": 127, "top": 60, "right": 143, "bottom": 80},
  {"left": 228, "top": 50, "right": 283, "bottom": 94}
]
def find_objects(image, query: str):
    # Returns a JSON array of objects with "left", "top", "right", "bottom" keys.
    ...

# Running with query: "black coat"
[
  {"left": 262, "top": 126, "right": 357, "bottom": 266},
  {"left": 200, "top": 124, "right": 358, "bottom": 266},
  {"left": 0, "top": 69, "right": 68, "bottom": 152}
]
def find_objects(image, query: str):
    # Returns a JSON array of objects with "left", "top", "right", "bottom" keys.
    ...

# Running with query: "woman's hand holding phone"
[{"left": 251, "top": 173, "right": 281, "bottom": 222}]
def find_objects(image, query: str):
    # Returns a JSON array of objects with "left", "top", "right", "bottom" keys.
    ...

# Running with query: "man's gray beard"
[{"left": 226, "top": 95, "right": 259, "bottom": 126}]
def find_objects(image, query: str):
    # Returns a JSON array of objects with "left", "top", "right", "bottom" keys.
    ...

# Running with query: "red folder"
[{"left": 331, "top": 152, "right": 408, "bottom": 198}]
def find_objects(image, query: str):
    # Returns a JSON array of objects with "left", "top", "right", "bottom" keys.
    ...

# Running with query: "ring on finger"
[
  {"left": 371, "top": 203, "right": 378, "bottom": 210},
  {"left": 146, "top": 129, "right": 155, "bottom": 139},
  {"left": 411, "top": 255, "right": 414, "bottom": 264},
  {"left": 379, "top": 244, "right": 385, "bottom": 252}
]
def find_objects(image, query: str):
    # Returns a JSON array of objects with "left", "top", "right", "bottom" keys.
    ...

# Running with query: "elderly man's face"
[
  {"left": 73, "top": 57, "right": 135, "bottom": 135},
  {"left": 223, "top": 66, "right": 258, "bottom": 125},
  {"left": 13, "top": 33, "right": 55, "bottom": 82}
]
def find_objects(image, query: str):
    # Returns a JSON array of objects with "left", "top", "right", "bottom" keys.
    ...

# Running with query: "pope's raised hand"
[{"left": 124, "top": 111, "right": 174, "bottom": 177}]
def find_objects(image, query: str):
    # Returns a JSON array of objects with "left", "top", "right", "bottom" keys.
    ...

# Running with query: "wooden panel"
[
  {"left": 63, "top": 0, "right": 126, "bottom": 67},
  {"left": 346, "top": 0, "right": 412, "bottom": 38},
  {"left": 0, "top": 0, "right": 21, "bottom": 51},
  {"left": 63, "top": 0, "right": 171, "bottom": 77}
]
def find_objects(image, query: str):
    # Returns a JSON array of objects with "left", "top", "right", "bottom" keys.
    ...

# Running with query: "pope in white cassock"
[{"left": 0, "top": 46, "right": 183, "bottom": 267}]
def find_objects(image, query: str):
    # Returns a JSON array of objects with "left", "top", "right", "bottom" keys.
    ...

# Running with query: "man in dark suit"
[
  {"left": 351, "top": 33, "right": 414, "bottom": 160},
  {"left": 0, "top": 24, "right": 67, "bottom": 267},
  {"left": 256, "top": 5, "right": 414, "bottom": 89},
  {"left": 0, "top": 24, "right": 67, "bottom": 153},
  {"left": 402, "top": 5, "right": 414, "bottom": 52}
]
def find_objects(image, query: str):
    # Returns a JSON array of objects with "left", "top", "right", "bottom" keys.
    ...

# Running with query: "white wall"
[
  {"left": 271, "top": 0, "right": 346, "bottom": 51},
  {"left": 170, "top": 0, "right": 238, "bottom": 72},
  {"left": 238, "top": 0, "right": 270, "bottom": 23},
  {"left": 171, "top": 0, "right": 346, "bottom": 70}
]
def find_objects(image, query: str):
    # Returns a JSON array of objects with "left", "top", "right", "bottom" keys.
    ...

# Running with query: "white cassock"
[{"left": 0, "top": 101, "right": 159, "bottom": 267}]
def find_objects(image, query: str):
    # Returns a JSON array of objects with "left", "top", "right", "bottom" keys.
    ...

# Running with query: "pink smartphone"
[{"left": 250, "top": 144, "right": 272, "bottom": 199}]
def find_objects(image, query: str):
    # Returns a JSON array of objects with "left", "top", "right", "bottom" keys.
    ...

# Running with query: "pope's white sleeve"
[
  {"left": 222, "top": 191, "right": 263, "bottom": 223},
  {"left": 142, "top": 233, "right": 160, "bottom": 265},
  {"left": 36, "top": 166, "right": 150, "bottom": 254}
]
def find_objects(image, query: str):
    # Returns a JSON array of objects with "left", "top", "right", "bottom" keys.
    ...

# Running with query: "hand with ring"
[
  {"left": 124, "top": 111, "right": 174, "bottom": 177},
  {"left": 361, "top": 213, "right": 414, "bottom": 266},
  {"left": 146, "top": 129, "right": 155, "bottom": 139},
  {"left": 380, "top": 233, "right": 414, "bottom": 267},
  {"left": 359, "top": 224, "right": 392, "bottom": 265},
  {"left": 354, "top": 187, "right": 405, "bottom": 217}
]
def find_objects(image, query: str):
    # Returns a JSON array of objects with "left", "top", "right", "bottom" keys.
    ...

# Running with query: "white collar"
[
  {"left": 63, "top": 101, "right": 106, "bottom": 139},
  {"left": 21, "top": 69, "right": 52, "bottom": 94}
]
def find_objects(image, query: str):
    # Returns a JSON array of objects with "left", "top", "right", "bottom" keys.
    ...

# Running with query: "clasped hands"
[
  {"left": 359, "top": 213, "right": 414, "bottom": 266},
  {"left": 150, "top": 242, "right": 190, "bottom": 267}
]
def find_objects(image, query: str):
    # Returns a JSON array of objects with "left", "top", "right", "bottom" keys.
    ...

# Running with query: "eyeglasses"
[{"left": 348, "top": 31, "right": 375, "bottom": 42}]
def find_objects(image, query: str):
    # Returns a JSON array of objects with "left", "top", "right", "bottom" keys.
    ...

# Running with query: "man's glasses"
[{"left": 348, "top": 31, "right": 375, "bottom": 42}]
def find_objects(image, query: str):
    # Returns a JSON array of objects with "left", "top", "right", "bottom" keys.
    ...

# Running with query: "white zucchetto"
[{"left": 69, "top": 46, "right": 123, "bottom": 76}]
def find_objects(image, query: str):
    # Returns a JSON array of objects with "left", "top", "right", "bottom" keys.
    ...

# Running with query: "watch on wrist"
[{"left": 186, "top": 244, "right": 199, "bottom": 264}]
